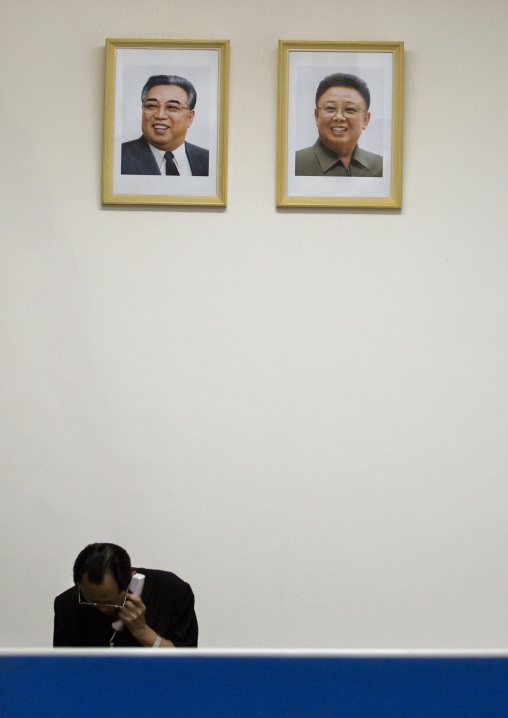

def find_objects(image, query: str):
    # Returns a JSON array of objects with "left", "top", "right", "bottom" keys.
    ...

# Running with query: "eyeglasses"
[
  {"left": 78, "top": 587, "right": 128, "bottom": 609},
  {"left": 317, "top": 103, "right": 367, "bottom": 117},
  {"left": 142, "top": 102, "right": 189, "bottom": 116}
]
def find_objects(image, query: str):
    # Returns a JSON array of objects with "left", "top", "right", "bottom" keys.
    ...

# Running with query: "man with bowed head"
[
  {"left": 121, "top": 74, "right": 209, "bottom": 176},
  {"left": 295, "top": 72, "right": 383, "bottom": 177},
  {"left": 54, "top": 543, "right": 198, "bottom": 648}
]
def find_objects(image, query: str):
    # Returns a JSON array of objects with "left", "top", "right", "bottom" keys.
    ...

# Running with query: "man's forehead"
[
  {"left": 319, "top": 86, "right": 365, "bottom": 106},
  {"left": 145, "top": 84, "right": 188, "bottom": 103},
  {"left": 81, "top": 570, "right": 119, "bottom": 595}
]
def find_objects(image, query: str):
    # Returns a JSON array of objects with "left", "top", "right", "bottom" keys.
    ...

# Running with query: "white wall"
[{"left": 1, "top": 0, "right": 508, "bottom": 648}]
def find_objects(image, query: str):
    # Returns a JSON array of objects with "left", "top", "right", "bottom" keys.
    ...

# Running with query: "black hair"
[
  {"left": 141, "top": 74, "right": 197, "bottom": 110},
  {"left": 73, "top": 543, "right": 132, "bottom": 591},
  {"left": 315, "top": 73, "right": 371, "bottom": 110}
]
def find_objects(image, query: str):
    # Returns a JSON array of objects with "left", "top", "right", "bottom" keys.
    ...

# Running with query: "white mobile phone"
[{"left": 111, "top": 572, "right": 145, "bottom": 631}]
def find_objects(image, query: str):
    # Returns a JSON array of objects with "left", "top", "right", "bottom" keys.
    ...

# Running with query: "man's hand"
[
  {"left": 118, "top": 593, "right": 147, "bottom": 637},
  {"left": 118, "top": 593, "right": 174, "bottom": 647}
]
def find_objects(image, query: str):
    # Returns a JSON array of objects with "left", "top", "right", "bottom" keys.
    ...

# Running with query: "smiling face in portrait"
[
  {"left": 315, "top": 86, "right": 371, "bottom": 158},
  {"left": 141, "top": 84, "right": 195, "bottom": 152}
]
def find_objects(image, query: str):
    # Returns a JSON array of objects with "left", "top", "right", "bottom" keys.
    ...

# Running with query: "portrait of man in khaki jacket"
[{"left": 295, "top": 72, "right": 383, "bottom": 177}]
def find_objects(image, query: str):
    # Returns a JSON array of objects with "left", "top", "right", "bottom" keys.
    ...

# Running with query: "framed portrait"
[
  {"left": 102, "top": 39, "right": 229, "bottom": 207},
  {"left": 276, "top": 41, "right": 404, "bottom": 209}
]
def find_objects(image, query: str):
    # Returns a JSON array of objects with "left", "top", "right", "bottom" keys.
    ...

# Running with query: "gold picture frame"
[
  {"left": 276, "top": 41, "right": 404, "bottom": 209},
  {"left": 102, "top": 39, "right": 229, "bottom": 207}
]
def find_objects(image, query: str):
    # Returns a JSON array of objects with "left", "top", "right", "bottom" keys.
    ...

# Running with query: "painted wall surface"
[{"left": 1, "top": 0, "right": 508, "bottom": 648}]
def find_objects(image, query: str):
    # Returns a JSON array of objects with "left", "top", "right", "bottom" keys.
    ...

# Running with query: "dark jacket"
[{"left": 121, "top": 136, "right": 209, "bottom": 176}]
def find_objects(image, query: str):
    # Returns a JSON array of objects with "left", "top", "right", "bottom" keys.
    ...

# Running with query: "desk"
[{"left": 2, "top": 649, "right": 508, "bottom": 717}]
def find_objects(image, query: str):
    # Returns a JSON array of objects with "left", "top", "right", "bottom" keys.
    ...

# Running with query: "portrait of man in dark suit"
[
  {"left": 121, "top": 74, "right": 209, "bottom": 176},
  {"left": 295, "top": 73, "right": 383, "bottom": 178}
]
